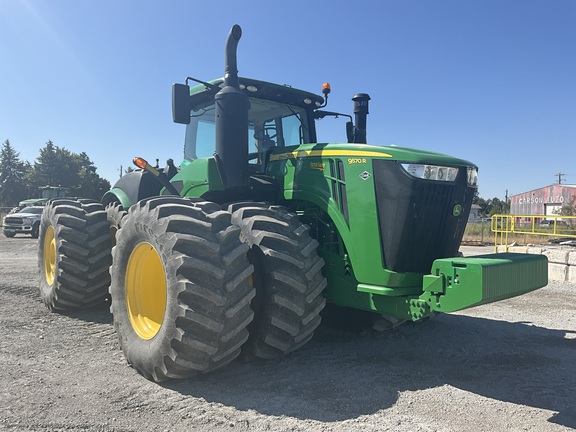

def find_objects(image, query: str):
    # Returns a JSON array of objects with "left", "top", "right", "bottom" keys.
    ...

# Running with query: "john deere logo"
[
  {"left": 359, "top": 171, "right": 371, "bottom": 180},
  {"left": 453, "top": 204, "right": 462, "bottom": 217}
]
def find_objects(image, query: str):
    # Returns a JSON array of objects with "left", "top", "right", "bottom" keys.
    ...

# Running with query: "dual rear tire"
[{"left": 39, "top": 199, "right": 112, "bottom": 310}]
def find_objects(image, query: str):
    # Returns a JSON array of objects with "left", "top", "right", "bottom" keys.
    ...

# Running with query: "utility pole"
[{"left": 555, "top": 172, "right": 565, "bottom": 184}]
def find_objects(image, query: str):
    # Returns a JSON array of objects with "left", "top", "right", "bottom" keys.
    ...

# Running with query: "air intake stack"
[{"left": 352, "top": 93, "right": 370, "bottom": 144}]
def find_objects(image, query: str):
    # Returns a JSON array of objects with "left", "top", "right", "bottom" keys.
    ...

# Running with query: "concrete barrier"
[{"left": 493, "top": 245, "right": 576, "bottom": 284}]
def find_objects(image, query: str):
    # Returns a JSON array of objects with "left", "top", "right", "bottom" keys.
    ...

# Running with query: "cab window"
[{"left": 184, "top": 98, "right": 309, "bottom": 163}]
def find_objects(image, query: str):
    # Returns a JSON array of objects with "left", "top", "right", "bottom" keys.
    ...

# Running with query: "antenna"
[{"left": 555, "top": 172, "right": 566, "bottom": 184}]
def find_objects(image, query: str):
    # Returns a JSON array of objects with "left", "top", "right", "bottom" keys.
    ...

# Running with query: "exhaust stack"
[{"left": 214, "top": 24, "right": 250, "bottom": 189}]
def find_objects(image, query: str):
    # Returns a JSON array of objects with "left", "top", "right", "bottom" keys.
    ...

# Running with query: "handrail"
[{"left": 492, "top": 214, "right": 576, "bottom": 252}]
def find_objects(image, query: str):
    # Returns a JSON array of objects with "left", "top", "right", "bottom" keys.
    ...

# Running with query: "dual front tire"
[
  {"left": 109, "top": 197, "right": 255, "bottom": 381},
  {"left": 229, "top": 203, "right": 327, "bottom": 360}
]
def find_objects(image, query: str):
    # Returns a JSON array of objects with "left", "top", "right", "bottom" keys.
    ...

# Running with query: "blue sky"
[{"left": 1, "top": 0, "right": 574, "bottom": 200}]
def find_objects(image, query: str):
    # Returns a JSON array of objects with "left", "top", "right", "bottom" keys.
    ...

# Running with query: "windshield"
[
  {"left": 184, "top": 98, "right": 311, "bottom": 161},
  {"left": 42, "top": 188, "right": 68, "bottom": 199},
  {"left": 21, "top": 207, "right": 44, "bottom": 214}
]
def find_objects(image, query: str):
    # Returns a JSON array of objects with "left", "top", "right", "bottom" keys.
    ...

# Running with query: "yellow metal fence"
[{"left": 492, "top": 214, "right": 576, "bottom": 251}]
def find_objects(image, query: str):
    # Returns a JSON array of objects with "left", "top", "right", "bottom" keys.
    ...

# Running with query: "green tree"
[
  {"left": 30, "top": 141, "right": 80, "bottom": 189},
  {"left": 559, "top": 197, "right": 576, "bottom": 216},
  {"left": 488, "top": 197, "right": 510, "bottom": 216},
  {"left": 74, "top": 152, "right": 111, "bottom": 198},
  {"left": 474, "top": 196, "right": 489, "bottom": 216},
  {"left": 558, "top": 197, "right": 576, "bottom": 227},
  {"left": 0, "top": 139, "right": 29, "bottom": 206},
  {"left": 28, "top": 140, "right": 110, "bottom": 200},
  {"left": 31, "top": 140, "right": 60, "bottom": 187},
  {"left": 473, "top": 195, "right": 510, "bottom": 217}
]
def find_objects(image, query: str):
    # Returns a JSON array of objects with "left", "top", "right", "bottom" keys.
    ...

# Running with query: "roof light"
[
  {"left": 322, "top": 82, "right": 331, "bottom": 96},
  {"left": 246, "top": 85, "right": 258, "bottom": 92},
  {"left": 304, "top": 98, "right": 312, "bottom": 104}
]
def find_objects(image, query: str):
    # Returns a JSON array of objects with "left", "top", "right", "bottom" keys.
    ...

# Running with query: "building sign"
[
  {"left": 516, "top": 195, "right": 564, "bottom": 205},
  {"left": 510, "top": 185, "right": 576, "bottom": 216}
]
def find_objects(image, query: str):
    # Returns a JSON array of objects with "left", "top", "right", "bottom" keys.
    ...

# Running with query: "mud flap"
[{"left": 420, "top": 253, "right": 548, "bottom": 313}]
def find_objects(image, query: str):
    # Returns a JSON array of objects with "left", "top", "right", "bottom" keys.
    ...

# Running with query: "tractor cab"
[{"left": 177, "top": 77, "right": 324, "bottom": 173}]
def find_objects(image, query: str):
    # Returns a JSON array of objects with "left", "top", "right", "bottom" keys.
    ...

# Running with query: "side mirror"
[
  {"left": 172, "top": 83, "right": 191, "bottom": 124},
  {"left": 346, "top": 121, "right": 354, "bottom": 143}
]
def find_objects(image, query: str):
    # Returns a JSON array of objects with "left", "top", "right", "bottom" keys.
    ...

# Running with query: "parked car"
[
  {"left": 2, "top": 206, "right": 44, "bottom": 238},
  {"left": 539, "top": 219, "right": 569, "bottom": 228}
]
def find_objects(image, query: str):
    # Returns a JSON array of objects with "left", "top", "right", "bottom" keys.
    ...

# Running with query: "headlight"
[
  {"left": 401, "top": 163, "right": 459, "bottom": 182},
  {"left": 467, "top": 167, "right": 478, "bottom": 188}
]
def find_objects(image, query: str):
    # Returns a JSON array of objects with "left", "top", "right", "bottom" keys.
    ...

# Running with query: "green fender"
[{"left": 101, "top": 188, "right": 132, "bottom": 210}]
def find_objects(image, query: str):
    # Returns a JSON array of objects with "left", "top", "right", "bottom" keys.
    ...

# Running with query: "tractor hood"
[{"left": 269, "top": 142, "right": 477, "bottom": 169}]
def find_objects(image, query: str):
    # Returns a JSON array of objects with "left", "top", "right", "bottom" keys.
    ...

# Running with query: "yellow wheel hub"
[
  {"left": 43, "top": 225, "right": 56, "bottom": 286},
  {"left": 125, "top": 242, "right": 167, "bottom": 340}
]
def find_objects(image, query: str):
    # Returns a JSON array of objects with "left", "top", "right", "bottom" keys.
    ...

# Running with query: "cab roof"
[{"left": 188, "top": 77, "right": 325, "bottom": 111}]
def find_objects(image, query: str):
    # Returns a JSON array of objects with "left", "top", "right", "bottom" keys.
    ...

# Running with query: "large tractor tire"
[
  {"left": 229, "top": 202, "right": 327, "bottom": 360},
  {"left": 110, "top": 196, "right": 255, "bottom": 382},
  {"left": 105, "top": 201, "right": 127, "bottom": 246},
  {"left": 38, "top": 199, "right": 112, "bottom": 310},
  {"left": 31, "top": 222, "right": 40, "bottom": 239}
]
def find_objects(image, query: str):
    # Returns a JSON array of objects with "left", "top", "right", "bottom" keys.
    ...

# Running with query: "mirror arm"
[{"left": 185, "top": 76, "right": 219, "bottom": 90}]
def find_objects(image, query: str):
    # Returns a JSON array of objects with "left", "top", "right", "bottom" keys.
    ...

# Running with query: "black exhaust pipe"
[
  {"left": 352, "top": 93, "right": 370, "bottom": 144},
  {"left": 214, "top": 24, "right": 250, "bottom": 189}
]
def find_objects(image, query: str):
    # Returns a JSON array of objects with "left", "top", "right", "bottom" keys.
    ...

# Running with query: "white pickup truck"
[{"left": 2, "top": 206, "right": 44, "bottom": 238}]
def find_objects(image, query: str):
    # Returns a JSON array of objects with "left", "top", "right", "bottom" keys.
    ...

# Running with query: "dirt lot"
[{"left": 0, "top": 235, "right": 575, "bottom": 432}]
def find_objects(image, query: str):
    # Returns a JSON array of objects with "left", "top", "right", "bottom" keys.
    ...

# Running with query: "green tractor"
[
  {"left": 38, "top": 25, "right": 547, "bottom": 382},
  {"left": 19, "top": 186, "right": 71, "bottom": 207}
]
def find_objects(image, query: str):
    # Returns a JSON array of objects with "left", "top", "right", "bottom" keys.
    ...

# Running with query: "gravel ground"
[{"left": 0, "top": 236, "right": 575, "bottom": 431}]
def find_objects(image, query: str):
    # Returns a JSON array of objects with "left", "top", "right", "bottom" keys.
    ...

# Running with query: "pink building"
[{"left": 510, "top": 184, "right": 576, "bottom": 216}]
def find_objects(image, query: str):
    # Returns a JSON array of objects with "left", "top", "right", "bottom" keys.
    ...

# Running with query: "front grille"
[
  {"left": 373, "top": 160, "right": 474, "bottom": 274},
  {"left": 5, "top": 217, "right": 23, "bottom": 224}
]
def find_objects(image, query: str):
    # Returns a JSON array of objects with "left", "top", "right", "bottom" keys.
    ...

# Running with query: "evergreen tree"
[
  {"left": 0, "top": 139, "right": 29, "bottom": 206},
  {"left": 32, "top": 140, "right": 59, "bottom": 187},
  {"left": 74, "top": 152, "right": 111, "bottom": 198},
  {"left": 27, "top": 141, "right": 110, "bottom": 200}
]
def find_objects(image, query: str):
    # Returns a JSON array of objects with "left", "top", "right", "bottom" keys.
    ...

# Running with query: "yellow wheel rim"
[
  {"left": 126, "top": 242, "right": 167, "bottom": 340},
  {"left": 43, "top": 225, "right": 56, "bottom": 286}
]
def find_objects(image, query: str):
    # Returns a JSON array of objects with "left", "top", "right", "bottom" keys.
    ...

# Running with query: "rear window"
[{"left": 21, "top": 207, "right": 44, "bottom": 214}]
